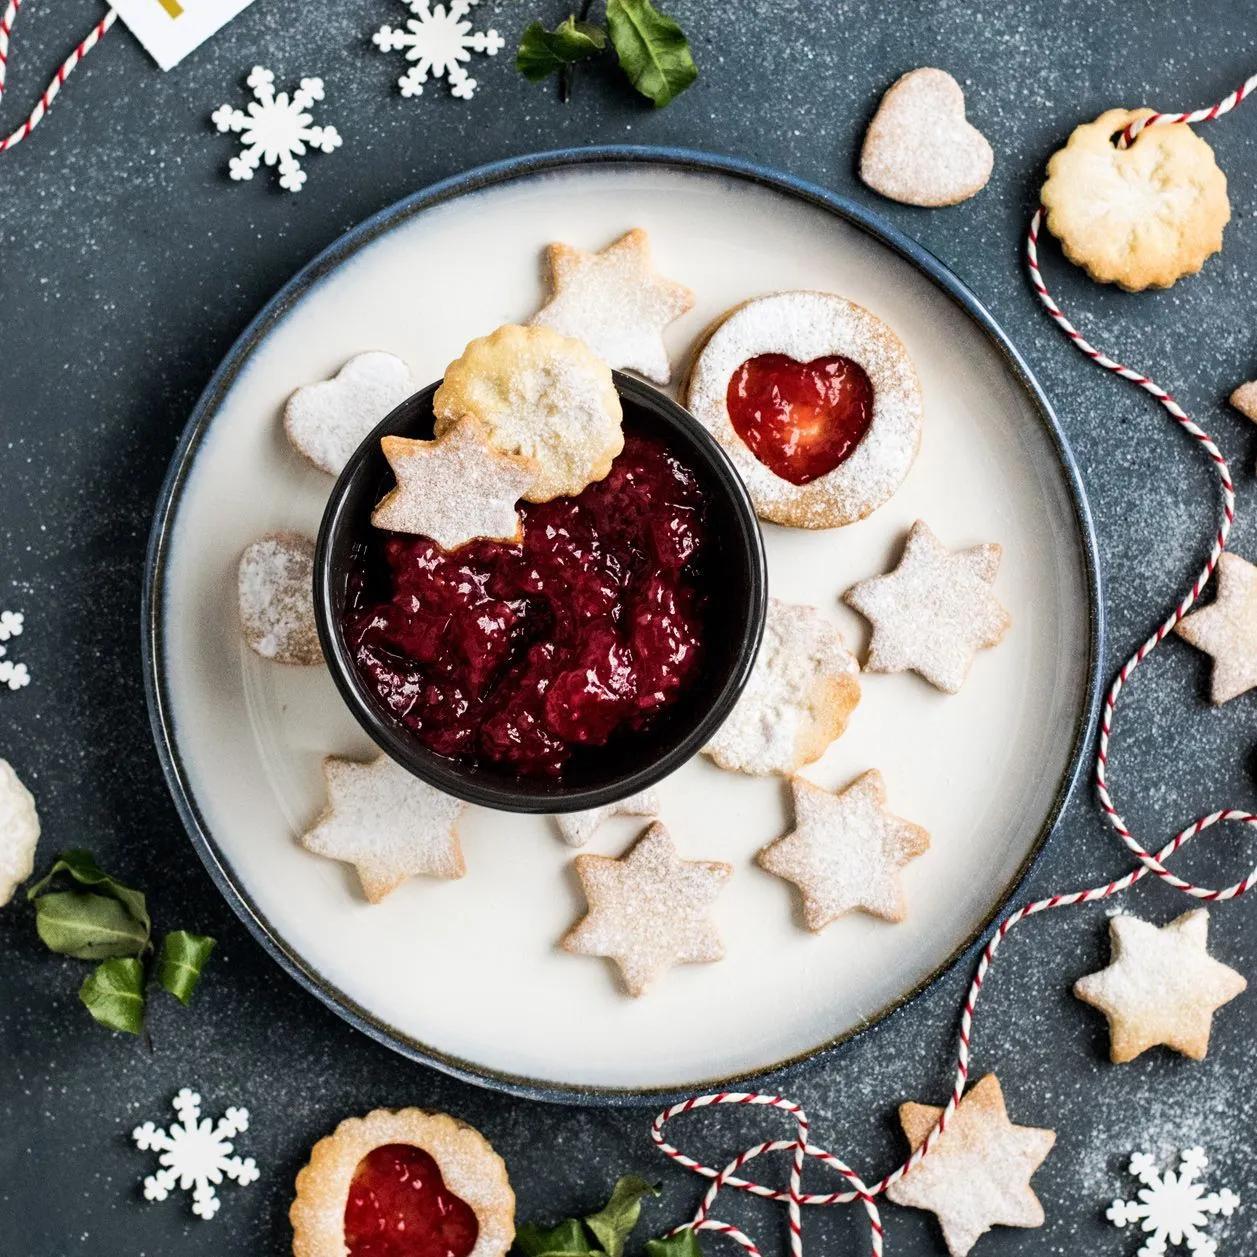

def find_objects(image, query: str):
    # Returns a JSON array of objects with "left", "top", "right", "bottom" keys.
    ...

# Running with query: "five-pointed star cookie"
[
  {"left": 370, "top": 416, "right": 535, "bottom": 549},
  {"left": 843, "top": 519, "right": 1011, "bottom": 694},
  {"left": 529, "top": 228, "right": 694, "bottom": 384},
  {"left": 1173, "top": 551, "right": 1257, "bottom": 703},
  {"left": 300, "top": 755, "right": 465, "bottom": 902},
  {"left": 885, "top": 1074, "right": 1055, "bottom": 1257},
  {"left": 554, "top": 789, "right": 661, "bottom": 848},
  {"left": 561, "top": 822, "right": 731, "bottom": 996},
  {"left": 757, "top": 771, "right": 929, "bottom": 930},
  {"left": 1073, "top": 909, "right": 1246, "bottom": 1063}
]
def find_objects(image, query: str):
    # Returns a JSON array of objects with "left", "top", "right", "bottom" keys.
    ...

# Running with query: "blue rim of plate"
[{"left": 141, "top": 145, "right": 1105, "bottom": 1108}]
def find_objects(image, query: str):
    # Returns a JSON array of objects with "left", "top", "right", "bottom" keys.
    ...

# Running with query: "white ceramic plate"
[{"left": 144, "top": 150, "right": 1101, "bottom": 1102}]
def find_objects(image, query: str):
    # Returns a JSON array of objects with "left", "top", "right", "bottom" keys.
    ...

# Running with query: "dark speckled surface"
[{"left": 4, "top": 2, "right": 1257, "bottom": 1253}]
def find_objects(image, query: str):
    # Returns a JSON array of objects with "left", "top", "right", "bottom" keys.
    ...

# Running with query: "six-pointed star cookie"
[
  {"left": 561, "top": 822, "right": 731, "bottom": 995},
  {"left": 554, "top": 790, "right": 661, "bottom": 848},
  {"left": 758, "top": 771, "right": 929, "bottom": 930},
  {"left": 300, "top": 756, "right": 465, "bottom": 903},
  {"left": 370, "top": 416, "right": 535, "bottom": 549},
  {"left": 885, "top": 1074, "right": 1055, "bottom": 1257},
  {"left": 1073, "top": 909, "right": 1246, "bottom": 1063},
  {"left": 529, "top": 228, "right": 694, "bottom": 384},
  {"left": 1173, "top": 551, "right": 1257, "bottom": 703},
  {"left": 843, "top": 519, "right": 1011, "bottom": 694}
]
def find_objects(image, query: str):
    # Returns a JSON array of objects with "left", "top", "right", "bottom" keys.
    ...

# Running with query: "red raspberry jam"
[
  {"left": 343, "top": 1144, "right": 479, "bottom": 1257},
  {"left": 726, "top": 353, "right": 874, "bottom": 485},
  {"left": 345, "top": 429, "right": 711, "bottom": 777}
]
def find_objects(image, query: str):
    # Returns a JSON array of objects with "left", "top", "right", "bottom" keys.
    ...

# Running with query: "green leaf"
[
  {"left": 645, "top": 1230, "right": 704, "bottom": 1257},
  {"left": 585, "top": 1176, "right": 660, "bottom": 1257},
  {"left": 516, "top": 1218, "right": 601, "bottom": 1257},
  {"left": 154, "top": 931, "right": 216, "bottom": 1006},
  {"left": 80, "top": 957, "right": 146, "bottom": 1034},
  {"left": 27, "top": 850, "right": 150, "bottom": 938},
  {"left": 517, "top": 16, "right": 607, "bottom": 82},
  {"left": 605, "top": 0, "right": 697, "bottom": 107},
  {"left": 33, "top": 891, "right": 149, "bottom": 960}
]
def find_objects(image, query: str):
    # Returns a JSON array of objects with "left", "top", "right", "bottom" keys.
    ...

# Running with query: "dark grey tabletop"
[{"left": 5, "top": 1, "right": 1257, "bottom": 1253}]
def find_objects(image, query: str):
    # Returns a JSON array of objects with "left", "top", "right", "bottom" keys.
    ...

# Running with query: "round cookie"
[
  {"left": 1041, "top": 107, "right": 1229, "bottom": 291},
  {"left": 433, "top": 324, "right": 623, "bottom": 502},
  {"left": 237, "top": 532, "right": 322, "bottom": 666},
  {"left": 685, "top": 292, "right": 923, "bottom": 528}
]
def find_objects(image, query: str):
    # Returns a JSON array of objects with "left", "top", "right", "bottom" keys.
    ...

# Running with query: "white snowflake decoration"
[
  {"left": 1108, "top": 1147, "right": 1240, "bottom": 1257},
  {"left": 132, "top": 1088, "right": 259, "bottom": 1221},
  {"left": 372, "top": 0, "right": 505, "bottom": 100},
  {"left": 211, "top": 66, "right": 343, "bottom": 193},
  {"left": 0, "top": 609, "right": 29, "bottom": 690}
]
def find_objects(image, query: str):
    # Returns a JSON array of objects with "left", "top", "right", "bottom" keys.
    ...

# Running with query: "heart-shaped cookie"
[
  {"left": 726, "top": 352, "right": 874, "bottom": 485},
  {"left": 284, "top": 351, "right": 415, "bottom": 475},
  {"left": 860, "top": 68, "right": 994, "bottom": 208}
]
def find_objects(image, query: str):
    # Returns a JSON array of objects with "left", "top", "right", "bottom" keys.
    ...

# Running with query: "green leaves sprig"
[
  {"left": 516, "top": 1175, "right": 702, "bottom": 1257},
  {"left": 517, "top": 0, "right": 697, "bottom": 108},
  {"left": 27, "top": 850, "right": 215, "bottom": 1035}
]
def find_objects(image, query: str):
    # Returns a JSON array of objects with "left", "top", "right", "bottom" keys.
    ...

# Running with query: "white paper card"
[{"left": 112, "top": 0, "right": 259, "bottom": 71}]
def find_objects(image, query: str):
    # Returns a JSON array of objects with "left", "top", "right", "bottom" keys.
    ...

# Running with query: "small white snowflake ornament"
[
  {"left": 212, "top": 66, "right": 343, "bottom": 192},
  {"left": 0, "top": 610, "right": 29, "bottom": 690},
  {"left": 373, "top": 0, "right": 505, "bottom": 100},
  {"left": 1108, "top": 1147, "right": 1239, "bottom": 1257},
  {"left": 132, "top": 1088, "right": 259, "bottom": 1220}
]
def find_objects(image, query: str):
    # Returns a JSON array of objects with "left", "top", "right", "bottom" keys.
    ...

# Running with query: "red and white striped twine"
[
  {"left": 0, "top": 0, "right": 117, "bottom": 155},
  {"left": 653, "top": 77, "right": 1257, "bottom": 1257}
]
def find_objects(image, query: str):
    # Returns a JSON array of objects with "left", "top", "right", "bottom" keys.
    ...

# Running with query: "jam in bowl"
[{"left": 314, "top": 373, "right": 767, "bottom": 813}]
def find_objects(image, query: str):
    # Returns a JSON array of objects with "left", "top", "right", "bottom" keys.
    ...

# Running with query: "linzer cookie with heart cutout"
[
  {"left": 860, "top": 68, "right": 994, "bottom": 207},
  {"left": 685, "top": 291, "right": 923, "bottom": 528},
  {"left": 290, "top": 1107, "right": 515, "bottom": 1257}
]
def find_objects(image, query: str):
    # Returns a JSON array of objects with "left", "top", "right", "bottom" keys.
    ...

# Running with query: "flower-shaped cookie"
[{"left": 1041, "top": 107, "right": 1229, "bottom": 291}]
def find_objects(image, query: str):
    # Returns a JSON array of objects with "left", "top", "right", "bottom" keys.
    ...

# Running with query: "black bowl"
[{"left": 314, "top": 372, "right": 767, "bottom": 813}]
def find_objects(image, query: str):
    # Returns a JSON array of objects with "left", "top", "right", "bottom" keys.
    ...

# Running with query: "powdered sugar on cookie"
[
  {"left": 554, "top": 790, "right": 660, "bottom": 848},
  {"left": 860, "top": 68, "right": 994, "bottom": 208},
  {"left": 300, "top": 755, "right": 465, "bottom": 902},
  {"left": 757, "top": 771, "right": 928, "bottom": 930},
  {"left": 237, "top": 532, "right": 322, "bottom": 665},
  {"left": 843, "top": 519, "right": 1010, "bottom": 694},
  {"left": 0, "top": 758, "right": 39, "bottom": 906},
  {"left": 1173, "top": 550, "right": 1257, "bottom": 703},
  {"left": 284, "top": 351, "right": 415, "bottom": 475},
  {"left": 529, "top": 228, "right": 693, "bottom": 384},
  {"left": 886, "top": 1074, "right": 1055, "bottom": 1257},
  {"left": 561, "top": 822, "right": 731, "bottom": 996},
  {"left": 704, "top": 598, "right": 860, "bottom": 776},
  {"left": 1073, "top": 909, "right": 1246, "bottom": 1062},
  {"left": 370, "top": 417, "right": 535, "bottom": 549},
  {"left": 685, "top": 292, "right": 922, "bottom": 529},
  {"left": 434, "top": 324, "right": 623, "bottom": 502}
]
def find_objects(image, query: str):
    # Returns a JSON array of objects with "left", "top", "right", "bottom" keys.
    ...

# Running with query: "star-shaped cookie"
[
  {"left": 1173, "top": 551, "right": 1257, "bottom": 703},
  {"left": 300, "top": 756, "right": 465, "bottom": 902},
  {"left": 554, "top": 790, "right": 661, "bottom": 848},
  {"left": 843, "top": 519, "right": 1011, "bottom": 694},
  {"left": 370, "top": 417, "right": 535, "bottom": 549},
  {"left": 1230, "top": 380, "right": 1257, "bottom": 422},
  {"left": 757, "top": 771, "right": 929, "bottom": 930},
  {"left": 885, "top": 1074, "right": 1055, "bottom": 1257},
  {"left": 1073, "top": 909, "right": 1246, "bottom": 1062},
  {"left": 529, "top": 228, "right": 693, "bottom": 384},
  {"left": 561, "top": 822, "right": 731, "bottom": 996}
]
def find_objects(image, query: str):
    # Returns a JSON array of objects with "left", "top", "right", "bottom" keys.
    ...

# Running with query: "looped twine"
[{"left": 653, "top": 69, "right": 1257, "bottom": 1257}]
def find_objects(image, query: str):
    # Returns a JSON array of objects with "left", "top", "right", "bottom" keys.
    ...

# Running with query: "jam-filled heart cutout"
[
  {"left": 344, "top": 1144, "right": 480, "bottom": 1257},
  {"left": 726, "top": 353, "right": 874, "bottom": 486}
]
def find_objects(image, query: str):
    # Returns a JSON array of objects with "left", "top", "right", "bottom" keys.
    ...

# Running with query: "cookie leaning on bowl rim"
[
  {"left": 290, "top": 1107, "right": 515, "bottom": 1257},
  {"left": 683, "top": 291, "right": 924, "bottom": 529}
]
